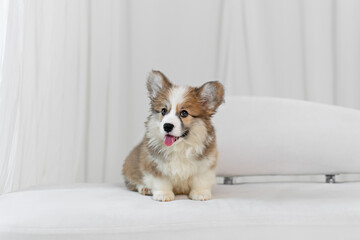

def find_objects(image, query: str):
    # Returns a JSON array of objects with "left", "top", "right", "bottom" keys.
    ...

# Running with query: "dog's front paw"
[
  {"left": 152, "top": 191, "right": 175, "bottom": 202},
  {"left": 189, "top": 189, "right": 212, "bottom": 201},
  {"left": 138, "top": 187, "right": 152, "bottom": 196}
]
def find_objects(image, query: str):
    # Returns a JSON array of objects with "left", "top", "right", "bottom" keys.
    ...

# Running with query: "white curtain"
[
  {"left": 1, "top": 0, "right": 360, "bottom": 194},
  {"left": 0, "top": 0, "right": 133, "bottom": 193}
]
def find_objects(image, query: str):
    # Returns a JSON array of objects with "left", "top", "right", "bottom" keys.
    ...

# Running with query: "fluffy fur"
[{"left": 122, "top": 70, "right": 224, "bottom": 201}]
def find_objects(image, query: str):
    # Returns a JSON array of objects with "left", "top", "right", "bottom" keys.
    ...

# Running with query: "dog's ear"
[
  {"left": 147, "top": 70, "right": 172, "bottom": 99},
  {"left": 197, "top": 81, "right": 224, "bottom": 115}
]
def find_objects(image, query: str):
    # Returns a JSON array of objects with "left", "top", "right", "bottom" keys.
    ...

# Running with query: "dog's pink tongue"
[{"left": 164, "top": 135, "right": 176, "bottom": 146}]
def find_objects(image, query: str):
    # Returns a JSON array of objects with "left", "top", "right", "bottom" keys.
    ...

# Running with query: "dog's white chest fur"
[
  {"left": 142, "top": 156, "right": 197, "bottom": 195},
  {"left": 156, "top": 151, "right": 198, "bottom": 193},
  {"left": 152, "top": 141, "right": 216, "bottom": 194},
  {"left": 160, "top": 155, "right": 197, "bottom": 180}
]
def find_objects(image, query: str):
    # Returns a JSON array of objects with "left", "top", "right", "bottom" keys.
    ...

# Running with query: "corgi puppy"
[{"left": 122, "top": 70, "right": 224, "bottom": 201}]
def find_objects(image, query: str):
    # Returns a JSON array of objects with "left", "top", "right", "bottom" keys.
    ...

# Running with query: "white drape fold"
[
  {"left": 0, "top": 0, "right": 133, "bottom": 193},
  {"left": 218, "top": 0, "right": 360, "bottom": 109}
]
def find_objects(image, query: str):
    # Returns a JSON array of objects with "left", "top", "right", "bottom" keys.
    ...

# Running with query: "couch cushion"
[
  {"left": 213, "top": 97, "right": 360, "bottom": 176},
  {"left": 0, "top": 183, "right": 360, "bottom": 240}
]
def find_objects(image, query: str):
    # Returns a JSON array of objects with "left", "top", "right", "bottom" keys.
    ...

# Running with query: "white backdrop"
[{"left": 1, "top": 0, "right": 360, "bottom": 194}]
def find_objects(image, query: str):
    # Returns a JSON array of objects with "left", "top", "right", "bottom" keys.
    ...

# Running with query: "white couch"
[{"left": 1, "top": 97, "right": 360, "bottom": 240}]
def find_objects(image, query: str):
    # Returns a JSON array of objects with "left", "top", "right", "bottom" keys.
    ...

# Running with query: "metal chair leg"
[
  {"left": 223, "top": 176, "right": 234, "bottom": 185},
  {"left": 325, "top": 174, "right": 336, "bottom": 184}
]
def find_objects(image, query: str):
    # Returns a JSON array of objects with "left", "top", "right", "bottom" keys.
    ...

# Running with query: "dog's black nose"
[{"left": 163, "top": 123, "right": 174, "bottom": 133}]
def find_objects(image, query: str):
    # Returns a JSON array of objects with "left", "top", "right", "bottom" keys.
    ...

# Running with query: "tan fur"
[
  {"left": 122, "top": 137, "right": 164, "bottom": 183},
  {"left": 122, "top": 70, "right": 224, "bottom": 201},
  {"left": 122, "top": 140, "right": 146, "bottom": 189}
]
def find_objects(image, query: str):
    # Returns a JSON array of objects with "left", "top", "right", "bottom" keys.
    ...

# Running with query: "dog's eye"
[
  {"left": 161, "top": 108, "right": 167, "bottom": 116},
  {"left": 180, "top": 110, "right": 188, "bottom": 118}
]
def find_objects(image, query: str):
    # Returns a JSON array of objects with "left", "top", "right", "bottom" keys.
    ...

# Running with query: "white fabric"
[
  {"left": 1, "top": 183, "right": 360, "bottom": 240},
  {"left": 214, "top": 97, "right": 360, "bottom": 176},
  {"left": 218, "top": 0, "right": 360, "bottom": 109},
  {"left": 2, "top": 0, "right": 360, "bottom": 194}
]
